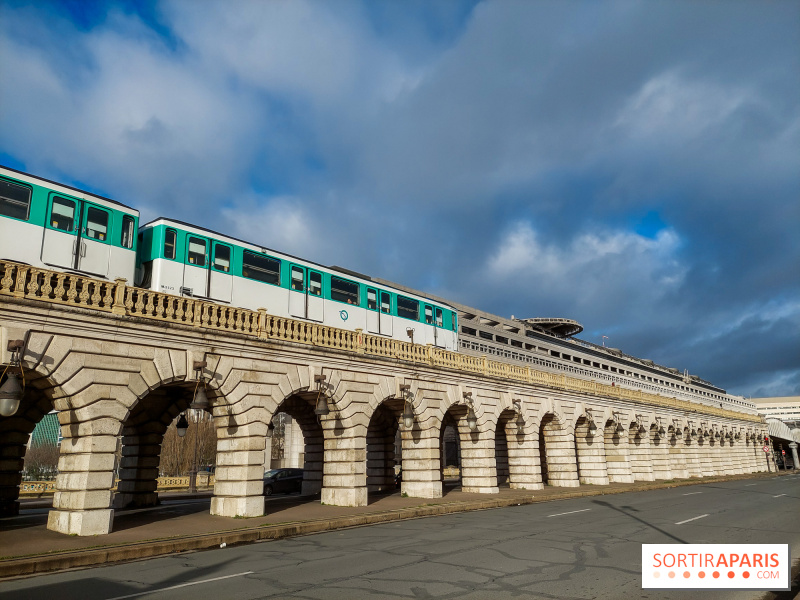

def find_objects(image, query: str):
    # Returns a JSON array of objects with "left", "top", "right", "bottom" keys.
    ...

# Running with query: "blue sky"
[{"left": 1, "top": 0, "right": 798, "bottom": 398}]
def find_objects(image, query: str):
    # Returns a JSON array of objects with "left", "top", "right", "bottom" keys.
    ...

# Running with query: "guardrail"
[
  {"left": 0, "top": 260, "right": 762, "bottom": 423},
  {"left": 18, "top": 475, "right": 216, "bottom": 496}
]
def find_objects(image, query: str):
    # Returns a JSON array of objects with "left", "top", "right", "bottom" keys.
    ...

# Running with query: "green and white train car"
[
  {"left": 0, "top": 166, "right": 139, "bottom": 281},
  {"left": 136, "top": 218, "right": 459, "bottom": 350}
]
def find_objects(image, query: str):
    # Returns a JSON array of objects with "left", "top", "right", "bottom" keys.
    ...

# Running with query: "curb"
[{"left": 0, "top": 472, "right": 784, "bottom": 579}]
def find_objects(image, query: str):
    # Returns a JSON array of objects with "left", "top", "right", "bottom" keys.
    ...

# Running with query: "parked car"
[{"left": 263, "top": 468, "right": 304, "bottom": 496}]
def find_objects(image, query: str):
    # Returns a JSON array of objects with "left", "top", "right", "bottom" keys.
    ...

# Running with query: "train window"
[
  {"left": 424, "top": 305, "right": 433, "bottom": 324},
  {"left": 0, "top": 180, "right": 31, "bottom": 221},
  {"left": 331, "top": 276, "right": 359, "bottom": 304},
  {"left": 86, "top": 207, "right": 109, "bottom": 241},
  {"left": 367, "top": 289, "right": 377, "bottom": 310},
  {"left": 380, "top": 292, "right": 391, "bottom": 314},
  {"left": 121, "top": 216, "right": 135, "bottom": 249},
  {"left": 397, "top": 295, "right": 419, "bottom": 320},
  {"left": 164, "top": 229, "right": 177, "bottom": 259},
  {"left": 242, "top": 251, "right": 280, "bottom": 284},
  {"left": 213, "top": 244, "right": 231, "bottom": 272},
  {"left": 309, "top": 271, "right": 322, "bottom": 296},
  {"left": 291, "top": 267, "right": 304, "bottom": 291},
  {"left": 187, "top": 237, "right": 207, "bottom": 266},
  {"left": 435, "top": 308, "right": 443, "bottom": 327},
  {"left": 452, "top": 313, "right": 457, "bottom": 331},
  {"left": 51, "top": 197, "right": 76, "bottom": 232}
]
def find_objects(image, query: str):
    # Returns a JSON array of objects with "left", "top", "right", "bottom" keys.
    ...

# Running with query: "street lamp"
[
  {"left": 188, "top": 360, "right": 210, "bottom": 493},
  {"left": 0, "top": 339, "right": 26, "bottom": 417},
  {"left": 463, "top": 391, "right": 477, "bottom": 431},
  {"left": 176, "top": 413, "right": 189, "bottom": 437},
  {"left": 314, "top": 374, "right": 330, "bottom": 416},
  {"left": 400, "top": 384, "right": 414, "bottom": 429}
]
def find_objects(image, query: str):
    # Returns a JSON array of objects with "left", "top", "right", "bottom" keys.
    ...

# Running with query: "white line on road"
[
  {"left": 547, "top": 508, "right": 591, "bottom": 518},
  {"left": 675, "top": 514, "right": 709, "bottom": 525},
  {"left": 682, "top": 492, "right": 703, "bottom": 496},
  {"left": 773, "top": 494, "right": 786, "bottom": 498},
  {"left": 104, "top": 571, "right": 254, "bottom": 600},
  {"left": 745, "top": 484, "right": 757, "bottom": 486}
]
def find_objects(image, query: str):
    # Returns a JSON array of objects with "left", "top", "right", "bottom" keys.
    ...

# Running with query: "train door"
[
  {"left": 41, "top": 196, "right": 79, "bottom": 270},
  {"left": 288, "top": 266, "right": 306, "bottom": 318},
  {"left": 288, "top": 266, "right": 324, "bottom": 322},
  {"left": 379, "top": 291, "right": 393, "bottom": 336},
  {"left": 424, "top": 304, "right": 439, "bottom": 346},
  {"left": 77, "top": 203, "right": 111, "bottom": 277},
  {"left": 306, "top": 270, "right": 323, "bottom": 322},
  {"left": 434, "top": 307, "right": 445, "bottom": 348},
  {"left": 183, "top": 235, "right": 209, "bottom": 297},
  {"left": 208, "top": 241, "right": 233, "bottom": 303},
  {"left": 366, "top": 288, "right": 380, "bottom": 334}
]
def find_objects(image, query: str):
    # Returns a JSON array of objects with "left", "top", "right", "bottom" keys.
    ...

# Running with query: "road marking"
[
  {"left": 104, "top": 571, "right": 254, "bottom": 600},
  {"left": 675, "top": 514, "right": 709, "bottom": 525},
  {"left": 682, "top": 492, "right": 702, "bottom": 496},
  {"left": 773, "top": 494, "right": 786, "bottom": 498},
  {"left": 744, "top": 484, "right": 757, "bottom": 486},
  {"left": 547, "top": 508, "right": 591, "bottom": 518}
]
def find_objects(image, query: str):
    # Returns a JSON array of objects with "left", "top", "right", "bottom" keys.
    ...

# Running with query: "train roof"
[
  {"left": 141, "top": 217, "right": 457, "bottom": 310},
  {"left": 0, "top": 164, "right": 139, "bottom": 213}
]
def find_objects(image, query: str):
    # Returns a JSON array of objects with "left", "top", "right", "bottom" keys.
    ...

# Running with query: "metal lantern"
[
  {"left": 176, "top": 413, "right": 189, "bottom": 437},
  {"left": 314, "top": 395, "right": 330, "bottom": 416},
  {"left": 402, "top": 400, "right": 414, "bottom": 429},
  {"left": 588, "top": 419, "right": 598, "bottom": 433},
  {"left": 190, "top": 384, "right": 209, "bottom": 411},
  {"left": 0, "top": 373, "right": 23, "bottom": 417},
  {"left": 466, "top": 406, "right": 477, "bottom": 431}
]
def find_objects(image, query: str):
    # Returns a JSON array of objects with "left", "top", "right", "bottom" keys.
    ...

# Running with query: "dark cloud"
[{"left": 0, "top": 0, "right": 797, "bottom": 398}]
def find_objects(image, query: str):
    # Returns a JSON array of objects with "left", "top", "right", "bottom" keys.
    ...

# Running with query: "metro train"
[{"left": 0, "top": 166, "right": 458, "bottom": 351}]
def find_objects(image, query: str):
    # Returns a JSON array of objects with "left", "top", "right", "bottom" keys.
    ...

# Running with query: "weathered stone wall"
[{"left": 0, "top": 294, "right": 767, "bottom": 536}]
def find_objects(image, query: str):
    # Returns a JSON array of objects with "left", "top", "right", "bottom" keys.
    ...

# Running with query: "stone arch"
[
  {"left": 365, "top": 396, "right": 403, "bottom": 494},
  {"left": 493, "top": 402, "right": 541, "bottom": 490},
  {"left": 604, "top": 416, "right": 633, "bottom": 483},
  {"left": 0, "top": 367, "right": 60, "bottom": 517},
  {"left": 697, "top": 428, "right": 716, "bottom": 477},
  {"left": 628, "top": 419, "right": 654, "bottom": 481},
  {"left": 538, "top": 411, "right": 579, "bottom": 487}
]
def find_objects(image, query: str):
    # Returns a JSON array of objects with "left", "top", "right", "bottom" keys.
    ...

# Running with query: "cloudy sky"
[{"left": 1, "top": 0, "right": 798, "bottom": 398}]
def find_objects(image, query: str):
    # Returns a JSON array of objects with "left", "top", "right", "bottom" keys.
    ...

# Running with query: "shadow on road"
[{"left": 591, "top": 499, "right": 688, "bottom": 544}]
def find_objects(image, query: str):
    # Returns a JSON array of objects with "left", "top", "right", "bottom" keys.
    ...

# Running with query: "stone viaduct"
[{"left": 0, "top": 261, "right": 768, "bottom": 536}]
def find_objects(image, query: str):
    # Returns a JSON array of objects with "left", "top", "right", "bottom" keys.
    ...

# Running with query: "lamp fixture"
[
  {"left": 190, "top": 360, "right": 210, "bottom": 411},
  {"left": 463, "top": 391, "right": 477, "bottom": 431},
  {"left": 0, "top": 339, "right": 27, "bottom": 418},
  {"left": 400, "top": 384, "right": 414, "bottom": 429},
  {"left": 176, "top": 412, "right": 189, "bottom": 437},
  {"left": 586, "top": 408, "right": 598, "bottom": 433},
  {"left": 314, "top": 374, "right": 330, "bottom": 416}
]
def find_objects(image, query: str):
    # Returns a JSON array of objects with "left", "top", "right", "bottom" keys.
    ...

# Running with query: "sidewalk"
[{"left": 0, "top": 471, "right": 788, "bottom": 579}]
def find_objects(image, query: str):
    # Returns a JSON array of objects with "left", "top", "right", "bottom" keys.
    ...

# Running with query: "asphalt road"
[{"left": 1, "top": 474, "right": 797, "bottom": 600}]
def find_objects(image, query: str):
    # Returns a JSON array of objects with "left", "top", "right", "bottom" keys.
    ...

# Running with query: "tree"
[
  {"left": 160, "top": 410, "right": 217, "bottom": 477},
  {"left": 23, "top": 442, "right": 60, "bottom": 480}
]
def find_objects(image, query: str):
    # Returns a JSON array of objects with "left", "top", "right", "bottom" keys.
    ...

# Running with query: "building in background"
[{"left": 753, "top": 396, "right": 800, "bottom": 426}]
